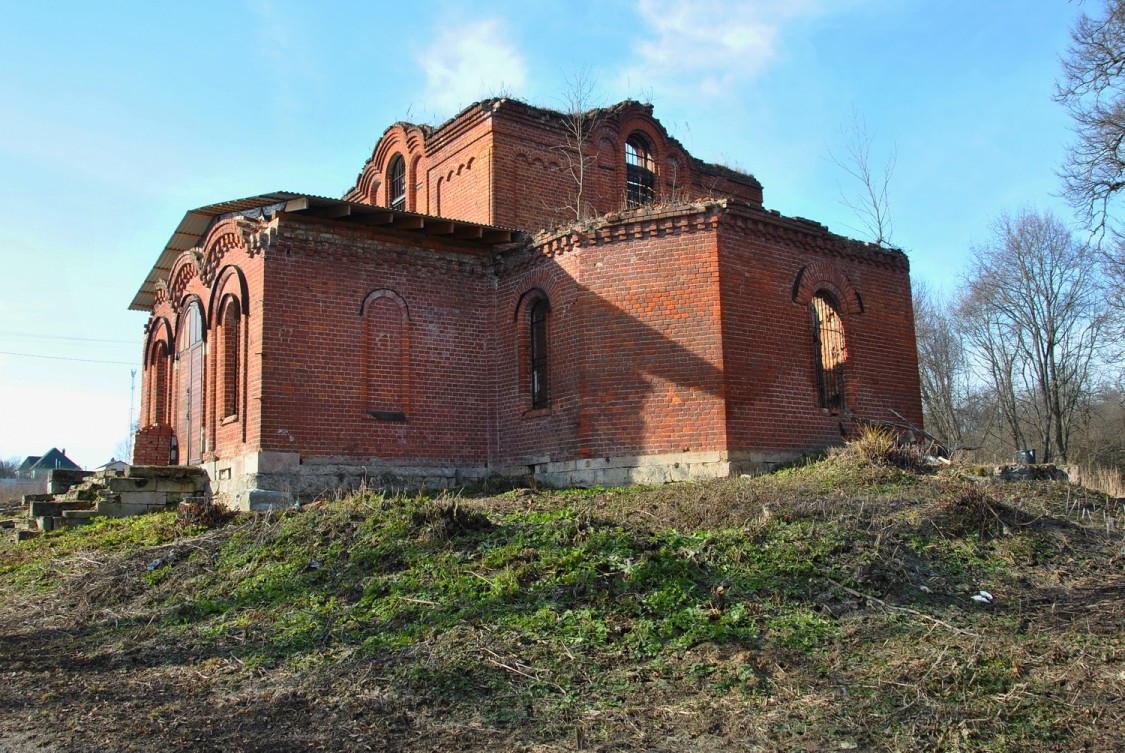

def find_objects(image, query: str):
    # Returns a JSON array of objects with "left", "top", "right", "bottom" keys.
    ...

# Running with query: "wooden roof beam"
[
  {"left": 424, "top": 220, "right": 455, "bottom": 235},
  {"left": 393, "top": 216, "right": 425, "bottom": 230},
  {"left": 482, "top": 229, "right": 513, "bottom": 243},
  {"left": 314, "top": 204, "right": 353, "bottom": 219},
  {"left": 355, "top": 211, "right": 395, "bottom": 226},
  {"left": 454, "top": 225, "right": 484, "bottom": 240}
]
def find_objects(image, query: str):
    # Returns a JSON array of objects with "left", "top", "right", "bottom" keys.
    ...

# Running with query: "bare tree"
[
  {"left": 1056, "top": 0, "right": 1125, "bottom": 242},
  {"left": 0, "top": 457, "right": 19, "bottom": 479},
  {"left": 959, "top": 283, "right": 1029, "bottom": 454},
  {"left": 959, "top": 209, "right": 1105, "bottom": 462},
  {"left": 913, "top": 281, "right": 970, "bottom": 449},
  {"left": 829, "top": 111, "right": 896, "bottom": 247},
  {"left": 555, "top": 69, "right": 604, "bottom": 221}
]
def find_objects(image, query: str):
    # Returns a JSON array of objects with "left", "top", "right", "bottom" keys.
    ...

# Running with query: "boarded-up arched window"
[
  {"left": 363, "top": 290, "right": 409, "bottom": 421},
  {"left": 811, "top": 293, "right": 847, "bottom": 411},
  {"left": 219, "top": 297, "right": 241, "bottom": 420},
  {"left": 148, "top": 340, "right": 169, "bottom": 426}
]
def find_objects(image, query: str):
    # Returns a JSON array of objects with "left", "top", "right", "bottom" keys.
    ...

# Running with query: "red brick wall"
[
  {"left": 492, "top": 206, "right": 730, "bottom": 467},
  {"left": 716, "top": 207, "right": 923, "bottom": 452},
  {"left": 571, "top": 211, "right": 728, "bottom": 459},
  {"left": 136, "top": 196, "right": 922, "bottom": 484},
  {"left": 133, "top": 424, "right": 173, "bottom": 465},
  {"left": 492, "top": 247, "right": 585, "bottom": 466},
  {"left": 256, "top": 216, "right": 495, "bottom": 464},
  {"left": 346, "top": 100, "right": 765, "bottom": 232},
  {"left": 136, "top": 220, "right": 267, "bottom": 467}
]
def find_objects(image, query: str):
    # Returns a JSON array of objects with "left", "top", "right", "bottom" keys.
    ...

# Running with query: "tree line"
[{"left": 909, "top": 1, "right": 1125, "bottom": 468}]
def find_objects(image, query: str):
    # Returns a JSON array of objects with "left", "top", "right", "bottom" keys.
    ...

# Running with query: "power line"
[
  {"left": 0, "top": 331, "right": 136, "bottom": 345},
  {"left": 0, "top": 350, "right": 137, "bottom": 366}
]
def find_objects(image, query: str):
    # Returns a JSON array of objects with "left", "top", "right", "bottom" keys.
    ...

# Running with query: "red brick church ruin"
[{"left": 130, "top": 99, "right": 923, "bottom": 508}]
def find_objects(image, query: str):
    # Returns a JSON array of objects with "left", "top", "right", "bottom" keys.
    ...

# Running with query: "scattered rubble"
[{"left": 2, "top": 466, "right": 209, "bottom": 544}]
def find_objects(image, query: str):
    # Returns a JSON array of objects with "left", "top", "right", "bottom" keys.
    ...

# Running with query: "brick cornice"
[{"left": 719, "top": 201, "right": 910, "bottom": 272}]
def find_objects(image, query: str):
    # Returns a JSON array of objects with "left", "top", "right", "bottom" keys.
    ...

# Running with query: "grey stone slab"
[
  {"left": 28, "top": 500, "right": 91, "bottom": 517},
  {"left": 126, "top": 465, "right": 209, "bottom": 480},
  {"left": 245, "top": 489, "right": 294, "bottom": 511},
  {"left": 114, "top": 491, "right": 170, "bottom": 506},
  {"left": 96, "top": 501, "right": 166, "bottom": 517},
  {"left": 107, "top": 478, "right": 152, "bottom": 493}
]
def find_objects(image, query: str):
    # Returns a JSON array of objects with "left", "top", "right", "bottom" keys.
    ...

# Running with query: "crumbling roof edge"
[{"left": 521, "top": 198, "right": 908, "bottom": 269}]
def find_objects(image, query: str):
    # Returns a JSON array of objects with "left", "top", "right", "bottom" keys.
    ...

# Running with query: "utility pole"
[{"left": 127, "top": 368, "right": 136, "bottom": 462}]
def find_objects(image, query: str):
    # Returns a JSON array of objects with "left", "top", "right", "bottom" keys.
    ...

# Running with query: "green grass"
[{"left": 1, "top": 451, "right": 1122, "bottom": 751}]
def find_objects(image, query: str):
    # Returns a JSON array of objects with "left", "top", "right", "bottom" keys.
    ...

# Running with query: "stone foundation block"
[
  {"left": 96, "top": 501, "right": 165, "bottom": 518},
  {"left": 107, "top": 478, "right": 152, "bottom": 493},
  {"left": 28, "top": 500, "right": 91, "bottom": 517},
  {"left": 245, "top": 489, "right": 294, "bottom": 511}
]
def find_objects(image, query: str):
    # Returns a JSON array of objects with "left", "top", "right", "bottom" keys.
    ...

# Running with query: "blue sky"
[{"left": 0, "top": 0, "right": 1081, "bottom": 468}]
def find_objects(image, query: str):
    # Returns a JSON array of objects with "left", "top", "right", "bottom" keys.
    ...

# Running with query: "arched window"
[
  {"left": 219, "top": 297, "right": 241, "bottom": 420},
  {"left": 387, "top": 154, "right": 406, "bottom": 211},
  {"left": 529, "top": 296, "right": 549, "bottom": 408},
  {"left": 625, "top": 133, "right": 656, "bottom": 207},
  {"left": 810, "top": 293, "right": 847, "bottom": 411},
  {"left": 148, "top": 340, "right": 169, "bottom": 426}
]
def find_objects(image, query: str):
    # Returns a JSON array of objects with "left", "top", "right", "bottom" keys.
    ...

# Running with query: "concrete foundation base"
[{"left": 203, "top": 448, "right": 806, "bottom": 510}]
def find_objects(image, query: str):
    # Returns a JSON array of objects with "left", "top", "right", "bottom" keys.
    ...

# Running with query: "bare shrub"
[
  {"left": 932, "top": 483, "right": 1033, "bottom": 539},
  {"left": 176, "top": 499, "right": 234, "bottom": 529},
  {"left": 412, "top": 501, "right": 494, "bottom": 541}
]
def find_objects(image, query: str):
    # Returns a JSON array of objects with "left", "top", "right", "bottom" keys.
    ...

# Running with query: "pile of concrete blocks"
[{"left": 2, "top": 466, "right": 210, "bottom": 542}]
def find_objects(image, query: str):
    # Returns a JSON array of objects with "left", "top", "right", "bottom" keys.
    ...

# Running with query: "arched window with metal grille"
[
  {"left": 811, "top": 293, "right": 847, "bottom": 411},
  {"left": 625, "top": 134, "right": 656, "bottom": 207},
  {"left": 387, "top": 154, "right": 406, "bottom": 211},
  {"left": 529, "top": 296, "right": 550, "bottom": 408}
]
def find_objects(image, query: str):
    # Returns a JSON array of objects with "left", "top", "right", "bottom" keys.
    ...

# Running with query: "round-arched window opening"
[
  {"left": 810, "top": 293, "right": 847, "bottom": 412},
  {"left": 625, "top": 134, "right": 656, "bottom": 207},
  {"left": 387, "top": 154, "right": 406, "bottom": 211},
  {"left": 529, "top": 297, "right": 549, "bottom": 408}
]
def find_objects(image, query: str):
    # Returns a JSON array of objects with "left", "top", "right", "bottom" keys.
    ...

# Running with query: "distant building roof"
[
  {"left": 17, "top": 456, "right": 41, "bottom": 473},
  {"left": 19, "top": 448, "right": 82, "bottom": 477}
]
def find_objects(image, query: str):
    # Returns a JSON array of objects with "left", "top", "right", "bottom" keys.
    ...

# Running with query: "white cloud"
[
  {"left": 619, "top": 0, "right": 843, "bottom": 99},
  {"left": 416, "top": 19, "right": 528, "bottom": 118}
]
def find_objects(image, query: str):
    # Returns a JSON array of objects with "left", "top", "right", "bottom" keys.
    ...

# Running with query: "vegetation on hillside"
[{"left": 1, "top": 439, "right": 1122, "bottom": 752}]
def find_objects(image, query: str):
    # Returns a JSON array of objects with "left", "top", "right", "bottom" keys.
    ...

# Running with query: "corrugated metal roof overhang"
[{"left": 129, "top": 192, "right": 519, "bottom": 312}]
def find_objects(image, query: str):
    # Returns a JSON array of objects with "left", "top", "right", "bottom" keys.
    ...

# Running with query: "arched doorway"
[{"left": 176, "top": 302, "right": 205, "bottom": 464}]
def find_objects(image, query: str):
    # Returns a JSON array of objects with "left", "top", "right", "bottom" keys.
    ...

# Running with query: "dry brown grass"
[{"left": 1072, "top": 463, "right": 1125, "bottom": 498}]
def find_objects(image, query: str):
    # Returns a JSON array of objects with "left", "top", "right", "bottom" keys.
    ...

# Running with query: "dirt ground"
[{"left": 1, "top": 471, "right": 1123, "bottom": 752}]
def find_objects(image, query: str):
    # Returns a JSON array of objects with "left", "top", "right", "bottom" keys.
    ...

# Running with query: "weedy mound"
[
  {"left": 0, "top": 456, "right": 1122, "bottom": 753},
  {"left": 929, "top": 482, "right": 1037, "bottom": 539},
  {"left": 830, "top": 425, "right": 931, "bottom": 474}
]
